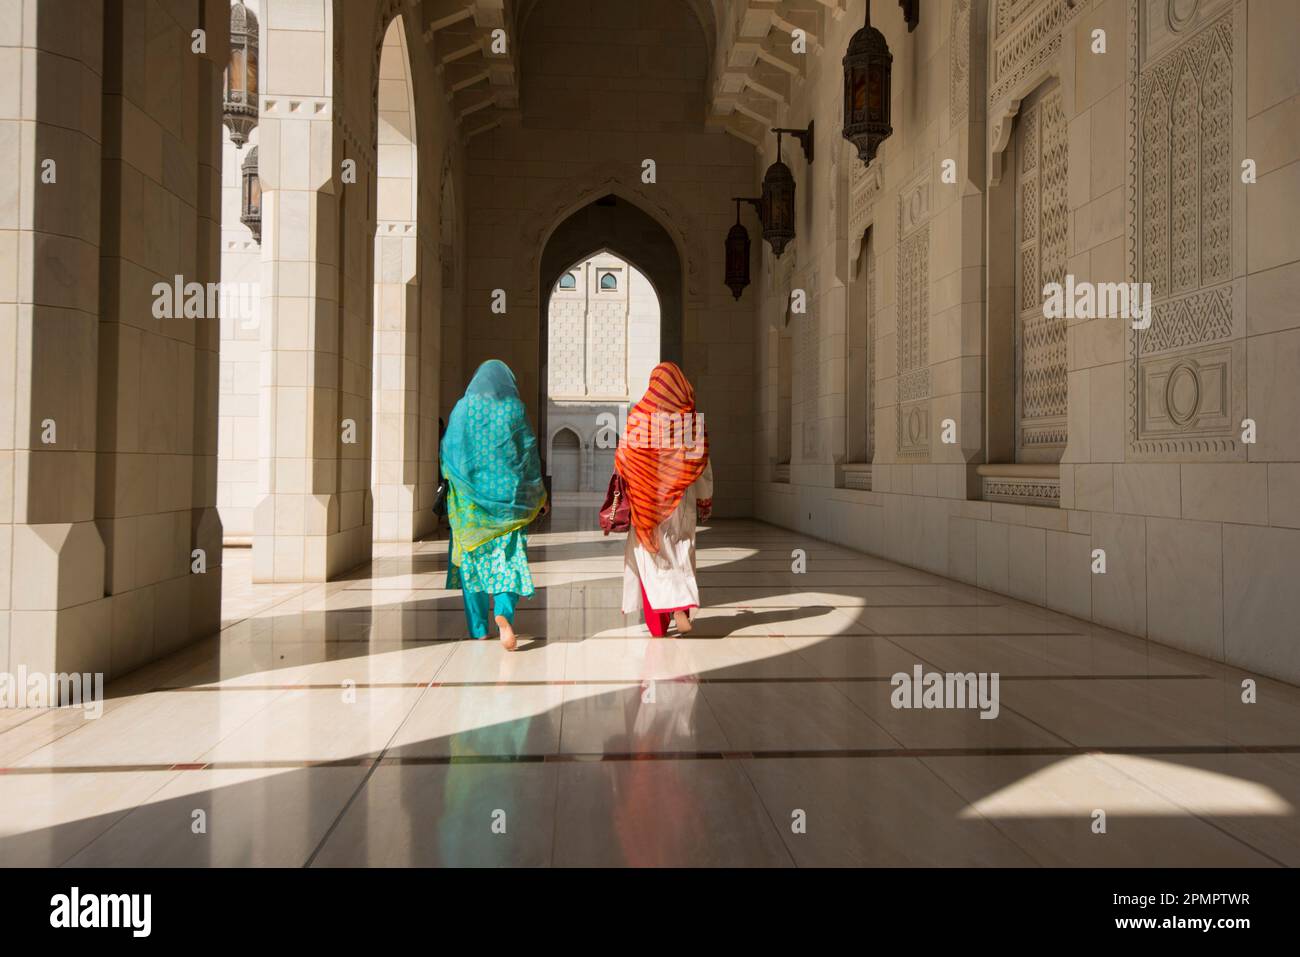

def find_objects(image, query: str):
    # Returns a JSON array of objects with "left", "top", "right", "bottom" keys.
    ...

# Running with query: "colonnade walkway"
[{"left": 2, "top": 508, "right": 1298, "bottom": 866}]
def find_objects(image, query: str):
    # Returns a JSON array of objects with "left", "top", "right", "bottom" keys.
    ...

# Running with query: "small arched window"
[
  {"left": 558, "top": 272, "right": 577, "bottom": 290},
  {"left": 599, "top": 272, "right": 618, "bottom": 291}
]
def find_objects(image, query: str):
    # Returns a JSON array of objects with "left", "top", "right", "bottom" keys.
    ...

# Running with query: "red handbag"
[{"left": 599, "top": 470, "right": 631, "bottom": 535}]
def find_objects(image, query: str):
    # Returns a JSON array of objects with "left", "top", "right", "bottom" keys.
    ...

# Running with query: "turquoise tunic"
[{"left": 445, "top": 528, "right": 535, "bottom": 597}]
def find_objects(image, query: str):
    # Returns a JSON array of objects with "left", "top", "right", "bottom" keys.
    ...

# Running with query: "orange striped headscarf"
[{"left": 615, "top": 362, "right": 709, "bottom": 552}]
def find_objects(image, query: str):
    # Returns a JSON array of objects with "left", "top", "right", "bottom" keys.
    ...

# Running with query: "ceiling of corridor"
[{"left": 416, "top": 0, "right": 841, "bottom": 145}]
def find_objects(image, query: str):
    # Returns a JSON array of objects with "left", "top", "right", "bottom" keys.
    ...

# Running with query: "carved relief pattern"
[
  {"left": 1039, "top": 92, "right": 1069, "bottom": 292},
  {"left": 1142, "top": 85, "right": 1171, "bottom": 297},
  {"left": 1199, "top": 42, "right": 1231, "bottom": 285},
  {"left": 588, "top": 300, "right": 626, "bottom": 396},
  {"left": 1130, "top": 10, "right": 1238, "bottom": 461},
  {"left": 1016, "top": 88, "right": 1068, "bottom": 455},
  {"left": 549, "top": 299, "right": 585, "bottom": 394},
  {"left": 800, "top": 273, "right": 822, "bottom": 460},
  {"left": 1021, "top": 317, "right": 1069, "bottom": 423},
  {"left": 1170, "top": 65, "right": 1199, "bottom": 292},
  {"left": 850, "top": 159, "right": 883, "bottom": 231},
  {"left": 1138, "top": 15, "right": 1232, "bottom": 299},
  {"left": 896, "top": 224, "right": 930, "bottom": 459},
  {"left": 866, "top": 245, "right": 876, "bottom": 460},
  {"left": 1138, "top": 284, "right": 1233, "bottom": 356},
  {"left": 950, "top": 0, "right": 971, "bottom": 125},
  {"left": 897, "top": 226, "right": 929, "bottom": 379},
  {"left": 981, "top": 476, "right": 1061, "bottom": 506}
]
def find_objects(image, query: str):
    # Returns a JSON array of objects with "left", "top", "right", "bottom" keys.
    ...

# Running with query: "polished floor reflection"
[{"left": 2, "top": 508, "right": 1299, "bottom": 867}]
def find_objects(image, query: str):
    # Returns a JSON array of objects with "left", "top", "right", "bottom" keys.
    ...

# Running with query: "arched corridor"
[{"left": 2, "top": 0, "right": 1299, "bottom": 870}]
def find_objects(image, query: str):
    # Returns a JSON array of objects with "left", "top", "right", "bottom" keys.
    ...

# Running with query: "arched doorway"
[
  {"left": 549, "top": 428, "right": 582, "bottom": 493},
  {"left": 544, "top": 250, "right": 661, "bottom": 495},
  {"left": 537, "top": 195, "right": 682, "bottom": 467},
  {"left": 370, "top": 14, "right": 421, "bottom": 542}
]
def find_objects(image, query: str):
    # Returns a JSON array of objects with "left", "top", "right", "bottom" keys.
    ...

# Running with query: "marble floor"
[{"left": 2, "top": 509, "right": 1299, "bottom": 867}]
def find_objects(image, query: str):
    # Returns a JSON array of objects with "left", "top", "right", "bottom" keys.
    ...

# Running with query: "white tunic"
[{"left": 621, "top": 462, "right": 714, "bottom": 614}]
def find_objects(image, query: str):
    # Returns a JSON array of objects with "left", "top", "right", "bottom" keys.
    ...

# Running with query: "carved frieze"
[
  {"left": 896, "top": 223, "right": 930, "bottom": 459},
  {"left": 1127, "top": 4, "right": 1245, "bottom": 461}
]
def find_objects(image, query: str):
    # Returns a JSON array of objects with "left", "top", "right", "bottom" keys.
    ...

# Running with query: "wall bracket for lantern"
[
  {"left": 771, "top": 120, "right": 814, "bottom": 165},
  {"left": 899, "top": 0, "right": 920, "bottom": 32}
]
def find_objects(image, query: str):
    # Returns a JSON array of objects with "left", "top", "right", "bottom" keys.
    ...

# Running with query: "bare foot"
[
  {"left": 673, "top": 610, "right": 693, "bottom": 634},
  {"left": 496, "top": 615, "right": 518, "bottom": 651}
]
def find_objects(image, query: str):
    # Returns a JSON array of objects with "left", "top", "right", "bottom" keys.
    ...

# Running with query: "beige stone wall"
[
  {"left": 458, "top": 0, "right": 756, "bottom": 517},
  {"left": 546, "top": 253, "right": 660, "bottom": 402},
  {"left": 217, "top": 3, "right": 261, "bottom": 544},
  {"left": 252, "top": 0, "right": 466, "bottom": 577},
  {"left": 749, "top": 0, "right": 1300, "bottom": 684},
  {"left": 1, "top": 0, "right": 228, "bottom": 680}
]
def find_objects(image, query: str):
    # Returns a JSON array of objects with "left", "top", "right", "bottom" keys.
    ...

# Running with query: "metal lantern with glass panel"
[
  {"left": 241, "top": 147, "right": 261, "bottom": 242},
  {"left": 223, "top": 1, "right": 259, "bottom": 149},
  {"left": 724, "top": 198, "right": 754, "bottom": 300},
  {"left": 842, "top": 0, "right": 893, "bottom": 167},
  {"left": 760, "top": 131, "right": 796, "bottom": 257}
]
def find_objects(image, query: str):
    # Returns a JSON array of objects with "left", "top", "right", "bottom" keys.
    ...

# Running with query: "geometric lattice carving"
[
  {"left": 1138, "top": 284, "right": 1233, "bottom": 356},
  {"left": 897, "top": 225, "right": 930, "bottom": 458},
  {"left": 950, "top": 0, "right": 971, "bottom": 126},
  {"left": 1015, "top": 86, "right": 1069, "bottom": 459},
  {"left": 981, "top": 474, "right": 1060, "bottom": 506},
  {"left": 1139, "top": 14, "right": 1233, "bottom": 296},
  {"left": 897, "top": 225, "right": 930, "bottom": 382},
  {"left": 867, "top": 241, "right": 876, "bottom": 461},
  {"left": 588, "top": 299, "right": 626, "bottom": 396},
  {"left": 1129, "top": 8, "right": 1241, "bottom": 462},
  {"left": 798, "top": 271, "right": 823, "bottom": 461},
  {"left": 549, "top": 297, "right": 585, "bottom": 395}
]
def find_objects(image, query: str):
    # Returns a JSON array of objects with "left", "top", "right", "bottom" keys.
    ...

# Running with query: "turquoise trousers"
[{"left": 463, "top": 590, "right": 519, "bottom": 639}]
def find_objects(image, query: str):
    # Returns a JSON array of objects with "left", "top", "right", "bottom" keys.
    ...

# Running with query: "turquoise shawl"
[{"left": 440, "top": 360, "right": 547, "bottom": 566}]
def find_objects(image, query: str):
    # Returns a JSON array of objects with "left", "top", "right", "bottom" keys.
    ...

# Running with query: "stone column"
[
  {"left": 94, "top": 0, "right": 226, "bottom": 674},
  {"left": 253, "top": 0, "right": 372, "bottom": 581},
  {"left": 1, "top": 0, "right": 109, "bottom": 676}
]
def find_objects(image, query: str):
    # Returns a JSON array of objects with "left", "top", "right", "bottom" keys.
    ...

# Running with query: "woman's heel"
[
  {"left": 672, "top": 610, "right": 693, "bottom": 634},
  {"left": 496, "top": 614, "right": 518, "bottom": 651}
]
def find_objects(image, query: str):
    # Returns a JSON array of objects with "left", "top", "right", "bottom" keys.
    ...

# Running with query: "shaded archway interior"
[{"left": 537, "top": 194, "right": 683, "bottom": 455}]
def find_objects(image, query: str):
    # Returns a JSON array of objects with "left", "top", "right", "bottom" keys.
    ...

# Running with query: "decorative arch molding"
[
  {"left": 370, "top": 0, "right": 423, "bottom": 159},
  {"left": 517, "top": 161, "right": 711, "bottom": 305},
  {"left": 986, "top": 0, "right": 1084, "bottom": 187}
]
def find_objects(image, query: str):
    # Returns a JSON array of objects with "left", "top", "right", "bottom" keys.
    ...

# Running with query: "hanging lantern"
[
  {"left": 842, "top": 0, "right": 893, "bottom": 167},
  {"left": 724, "top": 199, "right": 754, "bottom": 300},
  {"left": 223, "top": 1, "right": 259, "bottom": 148},
  {"left": 760, "top": 131, "right": 796, "bottom": 257},
  {"left": 241, "top": 146, "right": 262, "bottom": 242}
]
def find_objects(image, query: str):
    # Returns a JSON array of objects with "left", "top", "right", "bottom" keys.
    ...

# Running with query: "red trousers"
[{"left": 639, "top": 582, "right": 695, "bottom": 637}]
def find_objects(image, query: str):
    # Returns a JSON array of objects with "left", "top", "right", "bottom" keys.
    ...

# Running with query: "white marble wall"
[
  {"left": 750, "top": 0, "right": 1300, "bottom": 684},
  {"left": 217, "top": 3, "right": 261, "bottom": 543}
]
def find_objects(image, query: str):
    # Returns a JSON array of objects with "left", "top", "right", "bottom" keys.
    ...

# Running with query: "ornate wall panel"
[
  {"left": 950, "top": 0, "right": 972, "bottom": 126},
  {"left": 867, "top": 240, "right": 876, "bottom": 463},
  {"left": 798, "top": 269, "right": 822, "bottom": 461},
  {"left": 1015, "top": 87, "right": 1069, "bottom": 458},
  {"left": 897, "top": 220, "right": 930, "bottom": 460},
  {"left": 548, "top": 296, "right": 585, "bottom": 394},
  {"left": 987, "top": 0, "right": 1086, "bottom": 186},
  {"left": 1127, "top": 1, "right": 1245, "bottom": 461},
  {"left": 588, "top": 299, "right": 627, "bottom": 396}
]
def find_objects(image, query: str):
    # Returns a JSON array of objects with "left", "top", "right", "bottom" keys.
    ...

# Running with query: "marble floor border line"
[
  {"left": 7, "top": 743, "right": 1300, "bottom": 776},
  {"left": 146, "top": 673, "right": 1216, "bottom": 693}
]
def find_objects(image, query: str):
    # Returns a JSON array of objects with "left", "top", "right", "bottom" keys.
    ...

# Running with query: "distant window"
[
  {"left": 558, "top": 273, "right": 577, "bottom": 290},
  {"left": 599, "top": 272, "right": 618, "bottom": 290}
]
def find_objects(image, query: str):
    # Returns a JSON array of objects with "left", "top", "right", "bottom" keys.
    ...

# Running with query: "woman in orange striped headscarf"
[{"left": 615, "top": 362, "right": 713, "bottom": 636}]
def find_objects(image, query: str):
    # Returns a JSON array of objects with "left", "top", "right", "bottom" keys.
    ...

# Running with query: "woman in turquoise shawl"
[{"left": 441, "top": 360, "right": 548, "bottom": 650}]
